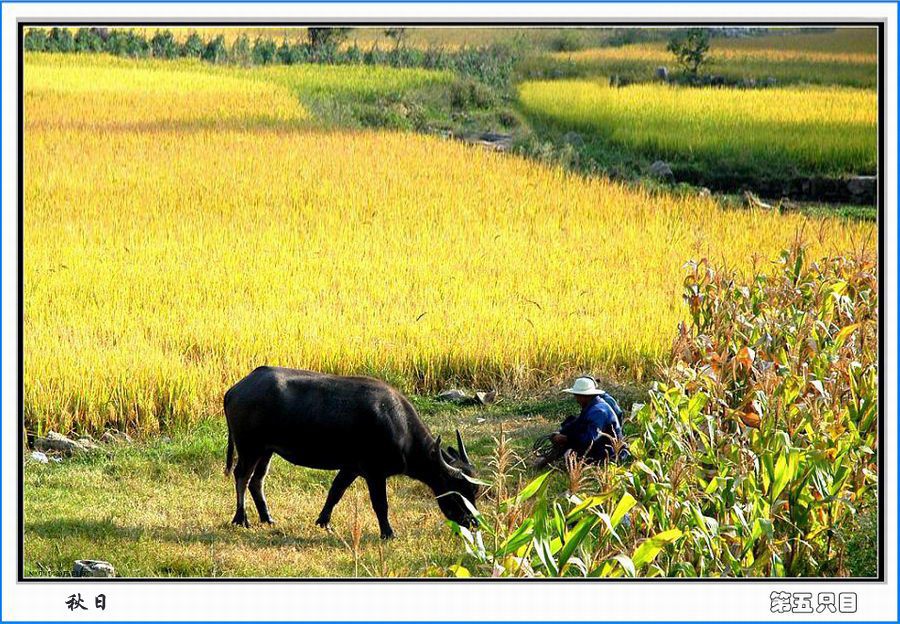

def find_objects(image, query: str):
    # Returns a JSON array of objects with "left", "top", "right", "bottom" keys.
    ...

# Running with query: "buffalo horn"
[{"left": 456, "top": 429, "right": 470, "bottom": 465}]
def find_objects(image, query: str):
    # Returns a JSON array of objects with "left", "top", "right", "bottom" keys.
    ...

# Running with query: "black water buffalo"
[{"left": 224, "top": 366, "right": 478, "bottom": 538}]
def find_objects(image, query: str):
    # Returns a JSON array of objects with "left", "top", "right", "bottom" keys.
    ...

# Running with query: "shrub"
[
  {"left": 550, "top": 30, "right": 585, "bottom": 53},
  {"left": 46, "top": 27, "right": 75, "bottom": 53},
  {"left": 667, "top": 28, "right": 711, "bottom": 78},
  {"left": 307, "top": 27, "right": 350, "bottom": 49},
  {"left": 231, "top": 34, "right": 251, "bottom": 66},
  {"left": 105, "top": 29, "right": 150, "bottom": 58},
  {"left": 182, "top": 32, "right": 204, "bottom": 58},
  {"left": 202, "top": 35, "right": 227, "bottom": 64},
  {"left": 150, "top": 30, "right": 178, "bottom": 59},
  {"left": 251, "top": 37, "right": 277, "bottom": 65},
  {"left": 449, "top": 78, "right": 496, "bottom": 111},
  {"left": 23, "top": 28, "right": 49, "bottom": 52},
  {"left": 74, "top": 28, "right": 104, "bottom": 53}
]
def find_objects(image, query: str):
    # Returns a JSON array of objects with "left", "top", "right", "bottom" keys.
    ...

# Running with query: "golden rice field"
[
  {"left": 24, "top": 54, "right": 875, "bottom": 436},
  {"left": 551, "top": 27, "right": 877, "bottom": 88},
  {"left": 519, "top": 79, "right": 877, "bottom": 177}
]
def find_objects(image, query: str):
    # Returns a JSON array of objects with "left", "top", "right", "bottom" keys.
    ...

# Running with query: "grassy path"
[{"left": 24, "top": 395, "right": 594, "bottom": 578}]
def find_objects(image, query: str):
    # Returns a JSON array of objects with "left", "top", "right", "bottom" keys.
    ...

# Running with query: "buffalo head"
[{"left": 431, "top": 429, "right": 479, "bottom": 527}]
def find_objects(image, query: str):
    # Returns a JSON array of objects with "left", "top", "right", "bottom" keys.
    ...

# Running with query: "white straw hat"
[{"left": 562, "top": 376, "right": 603, "bottom": 396}]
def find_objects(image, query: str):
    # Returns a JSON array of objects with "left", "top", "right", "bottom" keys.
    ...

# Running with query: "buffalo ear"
[{"left": 446, "top": 447, "right": 460, "bottom": 460}]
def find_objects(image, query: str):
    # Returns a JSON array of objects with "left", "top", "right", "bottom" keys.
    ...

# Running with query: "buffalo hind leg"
[
  {"left": 365, "top": 476, "right": 394, "bottom": 539},
  {"left": 316, "top": 469, "right": 357, "bottom": 529},
  {"left": 248, "top": 452, "right": 275, "bottom": 524},
  {"left": 231, "top": 455, "right": 259, "bottom": 528}
]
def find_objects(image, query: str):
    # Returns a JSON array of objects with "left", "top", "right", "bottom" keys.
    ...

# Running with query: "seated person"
[{"left": 532, "top": 376, "right": 626, "bottom": 469}]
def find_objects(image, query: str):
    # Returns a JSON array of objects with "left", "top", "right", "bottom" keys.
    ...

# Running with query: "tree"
[
  {"left": 306, "top": 27, "right": 350, "bottom": 50},
  {"left": 666, "top": 28, "right": 710, "bottom": 79},
  {"left": 384, "top": 27, "right": 407, "bottom": 50},
  {"left": 74, "top": 28, "right": 104, "bottom": 52},
  {"left": 231, "top": 34, "right": 251, "bottom": 66},
  {"left": 202, "top": 35, "right": 227, "bottom": 63},
  {"left": 252, "top": 37, "right": 277, "bottom": 65},
  {"left": 23, "top": 28, "right": 49, "bottom": 52},
  {"left": 182, "top": 32, "right": 204, "bottom": 58},
  {"left": 46, "top": 27, "right": 75, "bottom": 53},
  {"left": 150, "top": 30, "right": 178, "bottom": 59}
]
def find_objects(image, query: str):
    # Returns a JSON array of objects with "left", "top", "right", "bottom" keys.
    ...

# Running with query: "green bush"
[
  {"left": 449, "top": 78, "right": 496, "bottom": 111},
  {"left": 182, "top": 32, "right": 204, "bottom": 58},
  {"left": 231, "top": 34, "right": 251, "bottom": 66},
  {"left": 46, "top": 27, "right": 74, "bottom": 53},
  {"left": 202, "top": 35, "right": 227, "bottom": 64},
  {"left": 74, "top": 28, "right": 104, "bottom": 53},
  {"left": 550, "top": 30, "right": 585, "bottom": 53},
  {"left": 667, "top": 28, "right": 711, "bottom": 78},
  {"left": 251, "top": 37, "right": 277, "bottom": 65},
  {"left": 23, "top": 28, "right": 48, "bottom": 52},
  {"left": 105, "top": 29, "right": 149, "bottom": 58},
  {"left": 150, "top": 30, "right": 178, "bottom": 59}
]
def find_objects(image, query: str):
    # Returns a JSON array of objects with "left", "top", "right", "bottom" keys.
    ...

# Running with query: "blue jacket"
[{"left": 559, "top": 395, "right": 623, "bottom": 461}]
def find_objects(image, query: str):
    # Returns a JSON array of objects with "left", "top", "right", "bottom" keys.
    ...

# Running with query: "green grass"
[{"left": 25, "top": 392, "right": 645, "bottom": 577}]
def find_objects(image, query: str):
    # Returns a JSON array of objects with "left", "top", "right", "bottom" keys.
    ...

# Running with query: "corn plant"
[{"left": 448, "top": 245, "right": 877, "bottom": 577}]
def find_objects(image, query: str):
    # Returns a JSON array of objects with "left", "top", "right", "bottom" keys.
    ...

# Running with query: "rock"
[
  {"left": 562, "top": 131, "right": 584, "bottom": 147},
  {"left": 34, "top": 431, "right": 87, "bottom": 456},
  {"left": 100, "top": 430, "right": 132, "bottom": 445},
  {"left": 460, "top": 132, "right": 513, "bottom": 153},
  {"left": 77, "top": 437, "right": 101, "bottom": 451},
  {"left": 847, "top": 175, "right": 876, "bottom": 199},
  {"left": 655, "top": 66, "right": 669, "bottom": 81},
  {"left": 72, "top": 560, "right": 115, "bottom": 578},
  {"left": 475, "top": 390, "right": 497, "bottom": 406},
  {"left": 437, "top": 389, "right": 470, "bottom": 403},
  {"left": 30, "top": 451, "right": 49, "bottom": 464},
  {"left": 649, "top": 160, "right": 674, "bottom": 181}
]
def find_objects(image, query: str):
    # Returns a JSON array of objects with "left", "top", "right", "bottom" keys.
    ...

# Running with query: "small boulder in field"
[
  {"left": 77, "top": 436, "right": 101, "bottom": 451},
  {"left": 436, "top": 389, "right": 471, "bottom": 404},
  {"left": 29, "top": 451, "right": 49, "bottom": 464},
  {"left": 475, "top": 391, "right": 497, "bottom": 406},
  {"left": 649, "top": 160, "right": 674, "bottom": 182},
  {"left": 100, "top": 429, "right": 132, "bottom": 445},
  {"left": 34, "top": 431, "right": 87, "bottom": 456},
  {"left": 73, "top": 560, "right": 115, "bottom": 578}
]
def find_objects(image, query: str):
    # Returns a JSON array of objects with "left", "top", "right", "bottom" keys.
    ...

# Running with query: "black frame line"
[{"left": 16, "top": 19, "right": 886, "bottom": 583}]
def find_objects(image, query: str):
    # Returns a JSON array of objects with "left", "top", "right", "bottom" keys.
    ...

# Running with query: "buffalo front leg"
[
  {"left": 231, "top": 455, "right": 259, "bottom": 528},
  {"left": 315, "top": 469, "right": 357, "bottom": 529},
  {"left": 365, "top": 476, "right": 394, "bottom": 539},
  {"left": 248, "top": 452, "right": 275, "bottom": 524}
]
